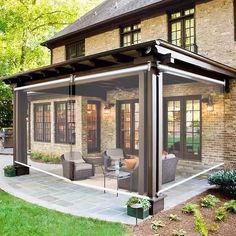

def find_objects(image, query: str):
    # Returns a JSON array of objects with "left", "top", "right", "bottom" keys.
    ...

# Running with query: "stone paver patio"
[{"left": 0, "top": 154, "right": 211, "bottom": 224}]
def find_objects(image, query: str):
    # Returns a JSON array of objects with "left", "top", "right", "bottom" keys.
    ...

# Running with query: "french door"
[
  {"left": 164, "top": 96, "right": 201, "bottom": 160},
  {"left": 117, "top": 100, "right": 139, "bottom": 155}
]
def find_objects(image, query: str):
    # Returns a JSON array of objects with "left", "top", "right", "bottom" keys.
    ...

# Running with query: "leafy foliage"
[
  {"left": 194, "top": 210, "right": 208, "bottom": 236},
  {"left": 208, "top": 223, "right": 219, "bottom": 233},
  {"left": 3, "top": 165, "right": 15, "bottom": 174},
  {"left": 169, "top": 214, "right": 181, "bottom": 221},
  {"left": 0, "top": 82, "right": 13, "bottom": 129},
  {"left": 201, "top": 194, "right": 220, "bottom": 208},
  {"left": 182, "top": 203, "right": 199, "bottom": 214},
  {"left": 208, "top": 170, "right": 236, "bottom": 197},
  {"left": 182, "top": 202, "right": 208, "bottom": 236},
  {"left": 215, "top": 207, "right": 227, "bottom": 221},
  {"left": 172, "top": 229, "right": 187, "bottom": 236},
  {"left": 31, "top": 151, "right": 61, "bottom": 164},
  {"left": 0, "top": 0, "right": 103, "bottom": 76},
  {"left": 126, "top": 197, "right": 151, "bottom": 211},
  {"left": 224, "top": 200, "right": 236, "bottom": 213},
  {"left": 151, "top": 220, "right": 165, "bottom": 231}
]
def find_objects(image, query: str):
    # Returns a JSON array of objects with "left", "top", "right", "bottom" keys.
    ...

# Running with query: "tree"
[
  {"left": 0, "top": 0, "right": 103, "bottom": 128},
  {"left": 0, "top": 0, "right": 103, "bottom": 75}
]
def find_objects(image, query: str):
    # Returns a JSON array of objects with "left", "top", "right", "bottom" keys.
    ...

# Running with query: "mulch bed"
[{"left": 132, "top": 189, "right": 236, "bottom": 236}]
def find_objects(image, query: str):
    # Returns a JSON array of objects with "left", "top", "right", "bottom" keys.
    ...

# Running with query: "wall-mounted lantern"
[
  {"left": 104, "top": 103, "right": 115, "bottom": 114},
  {"left": 202, "top": 95, "right": 214, "bottom": 112}
]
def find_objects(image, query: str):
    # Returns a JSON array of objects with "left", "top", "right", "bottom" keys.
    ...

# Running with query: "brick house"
[{"left": 1, "top": 0, "right": 236, "bottom": 213}]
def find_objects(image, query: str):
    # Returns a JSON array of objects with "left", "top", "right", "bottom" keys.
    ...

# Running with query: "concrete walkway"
[{"left": 0, "top": 155, "right": 211, "bottom": 225}]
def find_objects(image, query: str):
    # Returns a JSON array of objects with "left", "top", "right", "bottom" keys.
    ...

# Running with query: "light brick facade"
[
  {"left": 52, "top": 46, "right": 65, "bottom": 64},
  {"left": 44, "top": 0, "right": 236, "bottom": 168}
]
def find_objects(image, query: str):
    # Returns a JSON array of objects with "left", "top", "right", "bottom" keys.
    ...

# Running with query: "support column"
[
  {"left": 146, "top": 67, "right": 165, "bottom": 214},
  {"left": 138, "top": 71, "right": 147, "bottom": 195},
  {"left": 13, "top": 90, "right": 29, "bottom": 175}
]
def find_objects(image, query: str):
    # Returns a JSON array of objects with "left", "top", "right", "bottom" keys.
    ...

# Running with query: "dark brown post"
[
  {"left": 13, "top": 90, "right": 29, "bottom": 175},
  {"left": 138, "top": 71, "right": 147, "bottom": 195},
  {"left": 146, "top": 67, "right": 165, "bottom": 215}
]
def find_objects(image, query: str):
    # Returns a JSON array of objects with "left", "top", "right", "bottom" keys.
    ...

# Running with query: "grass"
[{"left": 0, "top": 190, "right": 128, "bottom": 236}]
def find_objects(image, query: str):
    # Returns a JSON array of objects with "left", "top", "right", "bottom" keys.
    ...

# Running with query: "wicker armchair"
[
  {"left": 61, "top": 152, "right": 94, "bottom": 181},
  {"left": 118, "top": 155, "right": 178, "bottom": 192}
]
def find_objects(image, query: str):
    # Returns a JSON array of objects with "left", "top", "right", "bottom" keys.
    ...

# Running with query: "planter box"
[
  {"left": 4, "top": 170, "right": 16, "bottom": 177},
  {"left": 15, "top": 165, "right": 30, "bottom": 176},
  {"left": 127, "top": 206, "right": 149, "bottom": 219}
]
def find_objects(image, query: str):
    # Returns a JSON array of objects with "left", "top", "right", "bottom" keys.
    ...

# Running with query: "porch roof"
[{"left": 2, "top": 40, "right": 236, "bottom": 86}]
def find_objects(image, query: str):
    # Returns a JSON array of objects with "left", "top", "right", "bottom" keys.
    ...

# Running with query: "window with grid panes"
[
  {"left": 169, "top": 7, "right": 197, "bottom": 52},
  {"left": 55, "top": 101, "right": 76, "bottom": 144},
  {"left": 121, "top": 23, "right": 141, "bottom": 47},
  {"left": 34, "top": 103, "right": 51, "bottom": 142},
  {"left": 66, "top": 41, "right": 85, "bottom": 60}
]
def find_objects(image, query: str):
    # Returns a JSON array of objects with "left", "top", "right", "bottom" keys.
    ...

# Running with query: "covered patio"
[{"left": 3, "top": 39, "right": 236, "bottom": 214}]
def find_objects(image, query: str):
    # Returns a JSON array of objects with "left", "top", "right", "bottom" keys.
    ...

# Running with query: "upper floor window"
[
  {"left": 34, "top": 103, "right": 51, "bottom": 142},
  {"left": 66, "top": 41, "right": 85, "bottom": 60},
  {"left": 55, "top": 101, "right": 76, "bottom": 144},
  {"left": 121, "top": 23, "right": 141, "bottom": 47},
  {"left": 168, "top": 7, "right": 197, "bottom": 52}
]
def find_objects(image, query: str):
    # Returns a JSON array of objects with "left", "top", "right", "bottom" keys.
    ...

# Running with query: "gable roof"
[{"left": 43, "top": 0, "right": 188, "bottom": 46}]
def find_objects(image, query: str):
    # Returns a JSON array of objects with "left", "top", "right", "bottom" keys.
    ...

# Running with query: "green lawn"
[{"left": 0, "top": 190, "right": 128, "bottom": 236}]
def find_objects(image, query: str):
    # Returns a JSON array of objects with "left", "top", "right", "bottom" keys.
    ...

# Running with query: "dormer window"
[
  {"left": 121, "top": 23, "right": 141, "bottom": 47},
  {"left": 66, "top": 40, "right": 85, "bottom": 60},
  {"left": 168, "top": 7, "right": 197, "bottom": 52}
]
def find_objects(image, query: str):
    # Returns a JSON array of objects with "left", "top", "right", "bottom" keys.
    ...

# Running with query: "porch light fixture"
[
  {"left": 104, "top": 103, "right": 115, "bottom": 114},
  {"left": 202, "top": 95, "right": 214, "bottom": 112}
]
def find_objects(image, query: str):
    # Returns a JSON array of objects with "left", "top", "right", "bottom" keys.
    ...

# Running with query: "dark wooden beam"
[
  {"left": 112, "top": 53, "right": 134, "bottom": 63},
  {"left": 89, "top": 58, "right": 117, "bottom": 67}
]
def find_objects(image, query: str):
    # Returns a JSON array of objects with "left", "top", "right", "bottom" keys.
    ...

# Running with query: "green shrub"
[
  {"left": 208, "top": 170, "right": 236, "bottom": 197},
  {"left": 31, "top": 151, "right": 61, "bottom": 164},
  {"left": 194, "top": 210, "right": 208, "bottom": 236},
  {"left": 215, "top": 207, "right": 227, "bottom": 221},
  {"left": 172, "top": 229, "right": 187, "bottom": 236},
  {"left": 169, "top": 214, "right": 181, "bottom": 221},
  {"left": 126, "top": 197, "right": 151, "bottom": 211},
  {"left": 208, "top": 223, "right": 219, "bottom": 233},
  {"left": 201, "top": 194, "right": 220, "bottom": 208},
  {"left": 182, "top": 203, "right": 208, "bottom": 236},
  {"left": 224, "top": 200, "right": 236, "bottom": 213},
  {"left": 151, "top": 220, "right": 165, "bottom": 231},
  {"left": 182, "top": 203, "right": 199, "bottom": 214}
]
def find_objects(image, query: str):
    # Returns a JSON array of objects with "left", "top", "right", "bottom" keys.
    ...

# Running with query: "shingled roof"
[{"left": 43, "top": 0, "right": 183, "bottom": 46}]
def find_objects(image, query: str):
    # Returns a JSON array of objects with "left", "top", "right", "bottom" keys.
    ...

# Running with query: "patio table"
[{"left": 103, "top": 167, "right": 131, "bottom": 197}]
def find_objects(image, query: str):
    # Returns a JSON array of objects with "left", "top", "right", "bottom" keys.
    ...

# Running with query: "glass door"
[
  {"left": 164, "top": 96, "right": 201, "bottom": 160},
  {"left": 118, "top": 100, "right": 139, "bottom": 155}
]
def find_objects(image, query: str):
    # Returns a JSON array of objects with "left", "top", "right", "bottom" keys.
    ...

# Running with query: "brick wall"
[
  {"left": 196, "top": 0, "right": 236, "bottom": 68},
  {"left": 85, "top": 29, "right": 120, "bottom": 55},
  {"left": 52, "top": 46, "right": 65, "bottom": 64},
  {"left": 51, "top": 0, "right": 236, "bottom": 68},
  {"left": 224, "top": 80, "right": 236, "bottom": 168}
]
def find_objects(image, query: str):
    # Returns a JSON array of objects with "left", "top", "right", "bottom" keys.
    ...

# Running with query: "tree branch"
[
  {"left": 33, "top": 11, "right": 73, "bottom": 22},
  {"left": 30, "top": 22, "right": 71, "bottom": 32}
]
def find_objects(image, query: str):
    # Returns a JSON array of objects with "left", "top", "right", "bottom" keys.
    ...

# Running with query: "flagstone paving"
[{"left": 0, "top": 154, "right": 211, "bottom": 225}]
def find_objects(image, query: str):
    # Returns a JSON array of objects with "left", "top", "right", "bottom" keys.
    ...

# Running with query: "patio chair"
[
  {"left": 61, "top": 151, "right": 94, "bottom": 181},
  {"left": 118, "top": 155, "right": 179, "bottom": 192}
]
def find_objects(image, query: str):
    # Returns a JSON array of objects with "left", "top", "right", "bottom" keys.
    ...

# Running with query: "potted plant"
[
  {"left": 126, "top": 196, "right": 151, "bottom": 219},
  {"left": 3, "top": 165, "right": 16, "bottom": 177}
]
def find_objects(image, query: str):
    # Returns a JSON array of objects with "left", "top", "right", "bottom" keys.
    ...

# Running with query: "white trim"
[
  {"left": 157, "top": 64, "right": 226, "bottom": 86},
  {"left": 14, "top": 64, "right": 150, "bottom": 92},
  {"left": 157, "top": 162, "right": 224, "bottom": 196},
  {"left": 15, "top": 161, "right": 150, "bottom": 200}
]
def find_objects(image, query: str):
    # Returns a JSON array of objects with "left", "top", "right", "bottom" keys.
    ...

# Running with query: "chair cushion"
[
  {"left": 75, "top": 163, "right": 93, "bottom": 170},
  {"left": 124, "top": 158, "right": 138, "bottom": 170}
]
